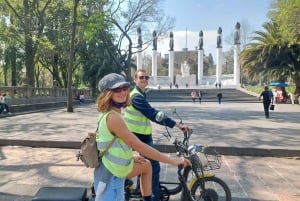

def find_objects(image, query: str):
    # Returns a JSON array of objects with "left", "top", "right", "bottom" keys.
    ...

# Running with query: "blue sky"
[{"left": 156, "top": 0, "right": 273, "bottom": 57}]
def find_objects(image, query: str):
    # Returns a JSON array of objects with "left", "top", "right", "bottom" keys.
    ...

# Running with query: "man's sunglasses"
[
  {"left": 111, "top": 85, "right": 129, "bottom": 93},
  {"left": 138, "top": 76, "right": 150, "bottom": 80}
]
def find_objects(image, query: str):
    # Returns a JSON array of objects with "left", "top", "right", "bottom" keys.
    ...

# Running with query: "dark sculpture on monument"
[
  {"left": 137, "top": 27, "right": 142, "bottom": 48},
  {"left": 169, "top": 32, "right": 174, "bottom": 51},
  {"left": 217, "top": 27, "right": 222, "bottom": 48},
  {"left": 234, "top": 22, "right": 241, "bottom": 45},
  {"left": 152, "top": 30, "right": 157, "bottom": 50},
  {"left": 198, "top": 30, "right": 204, "bottom": 50}
]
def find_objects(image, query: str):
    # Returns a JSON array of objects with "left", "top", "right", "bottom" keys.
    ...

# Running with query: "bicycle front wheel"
[{"left": 190, "top": 176, "right": 231, "bottom": 201}]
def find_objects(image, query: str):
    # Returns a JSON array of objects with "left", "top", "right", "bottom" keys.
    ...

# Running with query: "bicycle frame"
[
  {"left": 188, "top": 172, "right": 215, "bottom": 189},
  {"left": 161, "top": 110, "right": 230, "bottom": 201}
]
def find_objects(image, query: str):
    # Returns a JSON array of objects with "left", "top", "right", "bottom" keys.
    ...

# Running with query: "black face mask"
[{"left": 111, "top": 99, "right": 127, "bottom": 108}]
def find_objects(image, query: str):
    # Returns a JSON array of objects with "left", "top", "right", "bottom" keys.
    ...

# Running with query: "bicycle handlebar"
[{"left": 177, "top": 164, "right": 184, "bottom": 173}]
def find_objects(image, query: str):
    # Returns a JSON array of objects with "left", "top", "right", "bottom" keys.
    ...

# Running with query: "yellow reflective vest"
[
  {"left": 96, "top": 111, "right": 133, "bottom": 178},
  {"left": 124, "top": 88, "right": 152, "bottom": 135}
]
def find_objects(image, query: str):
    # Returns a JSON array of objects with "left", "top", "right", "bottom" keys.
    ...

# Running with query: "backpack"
[
  {"left": 76, "top": 113, "right": 116, "bottom": 168},
  {"left": 77, "top": 132, "right": 100, "bottom": 168}
]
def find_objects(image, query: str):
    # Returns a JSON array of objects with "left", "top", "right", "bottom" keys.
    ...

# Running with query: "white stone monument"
[
  {"left": 152, "top": 30, "right": 158, "bottom": 84},
  {"left": 176, "top": 60, "right": 196, "bottom": 87},
  {"left": 137, "top": 27, "right": 142, "bottom": 69},
  {"left": 168, "top": 32, "right": 174, "bottom": 85},
  {"left": 181, "top": 61, "right": 190, "bottom": 77},
  {"left": 198, "top": 30, "right": 204, "bottom": 85},
  {"left": 234, "top": 22, "right": 241, "bottom": 86},
  {"left": 216, "top": 27, "right": 223, "bottom": 85}
]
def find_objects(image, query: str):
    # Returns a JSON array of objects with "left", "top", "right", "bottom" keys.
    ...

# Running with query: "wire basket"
[{"left": 197, "top": 151, "right": 222, "bottom": 171}]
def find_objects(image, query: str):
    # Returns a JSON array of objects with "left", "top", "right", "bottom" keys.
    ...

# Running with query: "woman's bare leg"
[{"left": 127, "top": 156, "right": 152, "bottom": 196}]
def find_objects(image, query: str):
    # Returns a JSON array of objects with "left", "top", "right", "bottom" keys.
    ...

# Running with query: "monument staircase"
[{"left": 146, "top": 87, "right": 260, "bottom": 103}]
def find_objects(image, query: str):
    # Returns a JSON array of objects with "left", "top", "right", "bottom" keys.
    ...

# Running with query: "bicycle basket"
[{"left": 201, "top": 151, "right": 222, "bottom": 171}]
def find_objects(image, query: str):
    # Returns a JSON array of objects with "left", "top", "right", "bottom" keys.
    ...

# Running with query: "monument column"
[
  {"left": 216, "top": 27, "right": 223, "bottom": 85},
  {"left": 198, "top": 30, "right": 204, "bottom": 85},
  {"left": 234, "top": 22, "right": 241, "bottom": 86},
  {"left": 168, "top": 32, "right": 174, "bottom": 85},
  {"left": 137, "top": 27, "right": 142, "bottom": 70},
  {"left": 152, "top": 30, "right": 158, "bottom": 84}
]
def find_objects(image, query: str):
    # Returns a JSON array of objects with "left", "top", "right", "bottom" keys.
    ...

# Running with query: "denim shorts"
[{"left": 94, "top": 174, "right": 125, "bottom": 201}]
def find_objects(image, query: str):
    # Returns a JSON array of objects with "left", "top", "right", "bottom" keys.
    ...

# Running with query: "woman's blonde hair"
[{"left": 97, "top": 90, "right": 131, "bottom": 112}]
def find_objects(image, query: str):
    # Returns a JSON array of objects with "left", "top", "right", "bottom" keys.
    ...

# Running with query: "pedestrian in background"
[
  {"left": 198, "top": 90, "right": 202, "bottom": 104},
  {"left": 79, "top": 93, "right": 85, "bottom": 105},
  {"left": 259, "top": 86, "right": 273, "bottom": 118},
  {"left": 191, "top": 89, "right": 198, "bottom": 103},
  {"left": 217, "top": 91, "right": 222, "bottom": 104}
]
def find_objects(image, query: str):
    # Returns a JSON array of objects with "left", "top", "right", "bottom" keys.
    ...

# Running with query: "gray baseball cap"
[{"left": 98, "top": 73, "right": 129, "bottom": 92}]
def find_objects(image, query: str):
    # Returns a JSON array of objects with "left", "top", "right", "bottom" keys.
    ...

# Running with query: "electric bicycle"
[{"left": 125, "top": 109, "right": 231, "bottom": 201}]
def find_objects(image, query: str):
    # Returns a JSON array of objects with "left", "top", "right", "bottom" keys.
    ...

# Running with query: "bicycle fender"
[{"left": 188, "top": 173, "right": 215, "bottom": 189}]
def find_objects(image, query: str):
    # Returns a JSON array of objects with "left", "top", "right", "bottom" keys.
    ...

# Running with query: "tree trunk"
[
  {"left": 67, "top": 0, "right": 80, "bottom": 112},
  {"left": 6, "top": 46, "right": 17, "bottom": 86},
  {"left": 293, "top": 74, "right": 300, "bottom": 95},
  {"left": 53, "top": 53, "right": 60, "bottom": 87},
  {"left": 25, "top": 39, "right": 36, "bottom": 87},
  {"left": 11, "top": 47, "right": 17, "bottom": 86},
  {"left": 23, "top": 0, "right": 35, "bottom": 87}
]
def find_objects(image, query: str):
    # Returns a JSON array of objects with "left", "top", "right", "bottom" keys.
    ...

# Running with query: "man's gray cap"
[{"left": 98, "top": 73, "right": 129, "bottom": 92}]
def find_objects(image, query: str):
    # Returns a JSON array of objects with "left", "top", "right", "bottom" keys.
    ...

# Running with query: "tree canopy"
[
  {"left": 0, "top": 0, "right": 173, "bottom": 89},
  {"left": 268, "top": 0, "right": 300, "bottom": 44},
  {"left": 240, "top": 20, "right": 300, "bottom": 94}
]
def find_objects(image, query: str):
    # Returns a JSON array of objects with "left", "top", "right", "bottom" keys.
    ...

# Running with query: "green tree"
[
  {"left": 1, "top": 0, "right": 82, "bottom": 88},
  {"left": 0, "top": 3, "right": 24, "bottom": 86},
  {"left": 269, "top": 0, "right": 300, "bottom": 43},
  {"left": 240, "top": 22, "right": 300, "bottom": 94},
  {"left": 75, "top": 0, "right": 121, "bottom": 94},
  {"left": 37, "top": 0, "right": 73, "bottom": 88},
  {"left": 3, "top": 0, "right": 52, "bottom": 87}
]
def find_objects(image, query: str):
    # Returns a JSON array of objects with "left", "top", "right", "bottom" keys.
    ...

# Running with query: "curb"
[{"left": 1, "top": 139, "right": 299, "bottom": 158}]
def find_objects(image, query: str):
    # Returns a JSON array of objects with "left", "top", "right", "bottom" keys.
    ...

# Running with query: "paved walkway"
[{"left": 0, "top": 102, "right": 300, "bottom": 200}]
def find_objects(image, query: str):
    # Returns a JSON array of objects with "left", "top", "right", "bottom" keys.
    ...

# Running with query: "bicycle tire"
[
  {"left": 190, "top": 176, "right": 231, "bottom": 201},
  {"left": 160, "top": 166, "right": 191, "bottom": 196}
]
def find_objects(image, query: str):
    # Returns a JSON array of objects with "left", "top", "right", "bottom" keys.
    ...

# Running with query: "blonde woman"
[{"left": 94, "top": 73, "right": 191, "bottom": 201}]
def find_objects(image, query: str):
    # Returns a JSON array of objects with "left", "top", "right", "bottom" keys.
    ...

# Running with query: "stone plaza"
[{"left": 1, "top": 101, "right": 300, "bottom": 200}]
